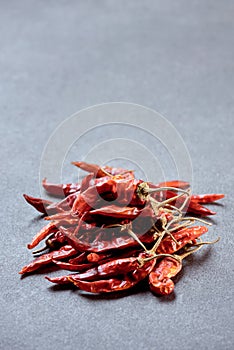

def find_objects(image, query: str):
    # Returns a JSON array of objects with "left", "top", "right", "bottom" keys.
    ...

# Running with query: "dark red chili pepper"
[
  {"left": 69, "top": 252, "right": 87, "bottom": 264},
  {"left": 87, "top": 252, "right": 111, "bottom": 263},
  {"left": 19, "top": 245, "right": 77, "bottom": 274},
  {"left": 21, "top": 160, "right": 224, "bottom": 296},
  {"left": 67, "top": 252, "right": 156, "bottom": 293},
  {"left": 67, "top": 257, "right": 141, "bottom": 281},
  {"left": 60, "top": 225, "right": 154, "bottom": 253},
  {"left": 23, "top": 194, "right": 54, "bottom": 214}
]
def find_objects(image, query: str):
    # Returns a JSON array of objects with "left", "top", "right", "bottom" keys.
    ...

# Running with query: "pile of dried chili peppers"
[{"left": 20, "top": 161, "right": 224, "bottom": 296}]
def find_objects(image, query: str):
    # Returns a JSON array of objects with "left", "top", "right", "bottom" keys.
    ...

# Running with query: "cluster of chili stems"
[{"left": 20, "top": 161, "right": 224, "bottom": 296}]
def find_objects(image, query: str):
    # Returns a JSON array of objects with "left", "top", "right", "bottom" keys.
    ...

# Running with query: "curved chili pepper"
[
  {"left": 67, "top": 253, "right": 156, "bottom": 293},
  {"left": 23, "top": 194, "right": 54, "bottom": 214},
  {"left": 69, "top": 252, "right": 87, "bottom": 264},
  {"left": 42, "top": 178, "right": 80, "bottom": 197},
  {"left": 19, "top": 245, "right": 77, "bottom": 274},
  {"left": 157, "top": 226, "right": 208, "bottom": 254},
  {"left": 27, "top": 222, "right": 59, "bottom": 249},
  {"left": 149, "top": 274, "right": 175, "bottom": 296},
  {"left": 149, "top": 256, "right": 182, "bottom": 295},
  {"left": 67, "top": 257, "right": 141, "bottom": 281}
]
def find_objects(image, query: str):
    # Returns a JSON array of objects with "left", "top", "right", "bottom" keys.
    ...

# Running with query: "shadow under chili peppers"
[
  {"left": 48, "top": 284, "right": 78, "bottom": 292},
  {"left": 30, "top": 214, "right": 46, "bottom": 223},
  {"left": 157, "top": 292, "right": 176, "bottom": 302},
  {"left": 184, "top": 247, "right": 212, "bottom": 267}
]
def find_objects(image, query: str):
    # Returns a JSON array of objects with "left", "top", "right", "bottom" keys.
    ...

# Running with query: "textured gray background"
[{"left": 0, "top": 1, "right": 234, "bottom": 350}]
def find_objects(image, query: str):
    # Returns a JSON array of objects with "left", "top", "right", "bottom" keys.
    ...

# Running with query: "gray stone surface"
[{"left": 0, "top": 1, "right": 233, "bottom": 349}]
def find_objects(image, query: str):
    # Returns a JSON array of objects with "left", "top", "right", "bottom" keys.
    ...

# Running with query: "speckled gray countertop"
[{"left": 0, "top": 1, "right": 233, "bottom": 349}]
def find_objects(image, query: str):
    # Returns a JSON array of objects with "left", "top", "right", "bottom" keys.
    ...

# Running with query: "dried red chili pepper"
[
  {"left": 191, "top": 193, "right": 224, "bottom": 204},
  {"left": 72, "top": 161, "right": 134, "bottom": 178},
  {"left": 89, "top": 205, "right": 153, "bottom": 219},
  {"left": 21, "top": 160, "right": 224, "bottom": 298},
  {"left": 27, "top": 222, "right": 59, "bottom": 250},
  {"left": 52, "top": 260, "right": 94, "bottom": 271},
  {"left": 23, "top": 194, "right": 54, "bottom": 214},
  {"left": 68, "top": 252, "right": 156, "bottom": 293},
  {"left": 149, "top": 257, "right": 182, "bottom": 295},
  {"left": 156, "top": 226, "right": 208, "bottom": 255},
  {"left": 19, "top": 245, "right": 77, "bottom": 274},
  {"left": 157, "top": 180, "right": 190, "bottom": 190},
  {"left": 42, "top": 178, "right": 80, "bottom": 197}
]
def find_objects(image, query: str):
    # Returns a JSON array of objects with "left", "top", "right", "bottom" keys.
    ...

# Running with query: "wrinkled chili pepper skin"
[
  {"left": 68, "top": 257, "right": 141, "bottom": 281},
  {"left": 152, "top": 257, "right": 182, "bottom": 280},
  {"left": 90, "top": 205, "right": 153, "bottom": 219},
  {"left": 157, "top": 226, "right": 208, "bottom": 254},
  {"left": 52, "top": 260, "right": 94, "bottom": 271},
  {"left": 23, "top": 194, "right": 54, "bottom": 214},
  {"left": 42, "top": 178, "right": 80, "bottom": 197},
  {"left": 149, "top": 273, "right": 175, "bottom": 295},
  {"left": 60, "top": 226, "right": 154, "bottom": 253},
  {"left": 45, "top": 274, "right": 78, "bottom": 284},
  {"left": 27, "top": 222, "right": 59, "bottom": 249},
  {"left": 19, "top": 245, "right": 77, "bottom": 274},
  {"left": 68, "top": 253, "right": 156, "bottom": 293},
  {"left": 72, "top": 177, "right": 145, "bottom": 216},
  {"left": 149, "top": 257, "right": 182, "bottom": 296}
]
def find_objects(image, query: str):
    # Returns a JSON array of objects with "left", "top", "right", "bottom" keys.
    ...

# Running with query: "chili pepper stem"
[
  {"left": 150, "top": 229, "right": 167, "bottom": 253},
  {"left": 175, "top": 245, "right": 203, "bottom": 261},
  {"left": 180, "top": 217, "right": 212, "bottom": 226},
  {"left": 146, "top": 186, "right": 190, "bottom": 195},
  {"left": 142, "top": 253, "right": 182, "bottom": 264},
  {"left": 192, "top": 237, "right": 220, "bottom": 247},
  {"left": 157, "top": 192, "right": 189, "bottom": 209},
  {"left": 168, "top": 220, "right": 195, "bottom": 232},
  {"left": 126, "top": 227, "right": 148, "bottom": 252},
  {"left": 32, "top": 246, "right": 48, "bottom": 255}
]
